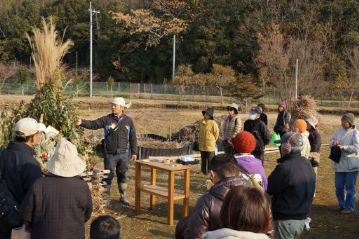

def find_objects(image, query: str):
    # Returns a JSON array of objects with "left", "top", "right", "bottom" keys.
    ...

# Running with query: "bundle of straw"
[{"left": 290, "top": 95, "right": 319, "bottom": 120}]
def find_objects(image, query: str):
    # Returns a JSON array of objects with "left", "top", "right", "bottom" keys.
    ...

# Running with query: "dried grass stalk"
[
  {"left": 290, "top": 95, "right": 319, "bottom": 120},
  {"left": 27, "top": 18, "right": 73, "bottom": 91}
]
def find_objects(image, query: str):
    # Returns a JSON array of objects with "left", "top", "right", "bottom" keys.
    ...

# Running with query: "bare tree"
[
  {"left": 287, "top": 38, "right": 325, "bottom": 97},
  {"left": 0, "top": 62, "right": 18, "bottom": 90},
  {"left": 112, "top": 0, "right": 192, "bottom": 48},
  {"left": 346, "top": 47, "right": 359, "bottom": 104},
  {"left": 256, "top": 23, "right": 291, "bottom": 99}
]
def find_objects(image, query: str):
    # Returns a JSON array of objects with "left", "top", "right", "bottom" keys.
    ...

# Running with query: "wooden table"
[{"left": 135, "top": 160, "right": 190, "bottom": 225}]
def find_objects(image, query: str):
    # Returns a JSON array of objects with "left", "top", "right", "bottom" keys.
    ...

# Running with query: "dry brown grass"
[
  {"left": 79, "top": 108, "right": 359, "bottom": 239},
  {"left": 27, "top": 18, "right": 73, "bottom": 91}
]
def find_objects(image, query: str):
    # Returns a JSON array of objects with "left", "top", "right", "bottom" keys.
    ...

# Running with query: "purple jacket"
[{"left": 235, "top": 154, "right": 268, "bottom": 190}]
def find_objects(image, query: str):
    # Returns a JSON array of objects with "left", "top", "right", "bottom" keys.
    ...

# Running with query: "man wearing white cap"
[
  {"left": 0, "top": 118, "right": 43, "bottom": 238},
  {"left": 77, "top": 97, "right": 137, "bottom": 206},
  {"left": 222, "top": 103, "right": 242, "bottom": 155}
]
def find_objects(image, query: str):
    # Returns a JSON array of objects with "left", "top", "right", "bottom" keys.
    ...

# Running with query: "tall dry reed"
[{"left": 27, "top": 18, "right": 73, "bottom": 91}]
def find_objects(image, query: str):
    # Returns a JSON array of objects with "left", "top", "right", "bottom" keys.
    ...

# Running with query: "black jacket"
[
  {"left": 308, "top": 128, "right": 322, "bottom": 153},
  {"left": 268, "top": 152, "right": 316, "bottom": 220},
  {"left": 243, "top": 119, "right": 271, "bottom": 157},
  {"left": 81, "top": 113, "right": 137, "bottom": 155},
  {"left": 21, "top": 175, "right": 92, "bottom": 239},
  {"left": 273, "top": 111, "right": 291, "bottom": 136},
  {"left": 260, "top": 113, "right": 268, "bottom": 126},
  {"left": 0, "top": 141, "right": 42, "bottom": 236},
  {"left": 0, "top": 141, "right": 42, "bottom": 204},
  {"left": 176, "top": 176, "right": 249, "bottom": 239}
]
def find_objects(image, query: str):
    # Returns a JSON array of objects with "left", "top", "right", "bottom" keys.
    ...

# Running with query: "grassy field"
[
  {"left": 1, "top": 94, "right": 358, "bottom": 238},
  {"left": 78, "top": 107, "right": 359, "bottom": 239}
]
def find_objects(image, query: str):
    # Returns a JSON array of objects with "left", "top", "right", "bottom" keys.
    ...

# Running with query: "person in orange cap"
[{"left": 292, "top": 119, "right": 311, "bottom": 159}]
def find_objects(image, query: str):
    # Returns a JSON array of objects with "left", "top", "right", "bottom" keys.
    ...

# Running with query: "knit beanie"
[
  {"left": 294, "top": 119, "right": 307, "bottom": 133},
  {"left": 342, "top": 113, "right": 355, "bottom": 126},
  {"left": 232, "top": 131, "right": 256, "bottom": 154}
]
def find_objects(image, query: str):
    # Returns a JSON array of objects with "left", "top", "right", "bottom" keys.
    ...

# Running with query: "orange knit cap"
[
  {"left": 232, "top": 131, "right": 257, "bottom": 154},
  {"left": 294, "top": 119, "right": 307, "bottom": 133}
]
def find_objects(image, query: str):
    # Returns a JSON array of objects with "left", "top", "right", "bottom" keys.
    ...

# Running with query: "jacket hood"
[
  {"left": 203, "top": 228, "right": 270, "bottom": 239},
  {"left": 209, "top": 176, "right": 249, "bottom": 201}
]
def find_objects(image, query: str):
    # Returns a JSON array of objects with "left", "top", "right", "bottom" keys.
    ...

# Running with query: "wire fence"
[{"left": 1, "top": 81, "right": 359, "bottom": 107}]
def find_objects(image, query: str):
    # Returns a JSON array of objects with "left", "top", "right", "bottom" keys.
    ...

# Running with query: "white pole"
[
  {"left": 295, "top": 58, "right": 298, "bottom": 99},
  {"left": 89, "top": 1, "right": 93, "bottom": 97},
  {"left": 172, "top": 35, "right": 176, "bottom": 82}
]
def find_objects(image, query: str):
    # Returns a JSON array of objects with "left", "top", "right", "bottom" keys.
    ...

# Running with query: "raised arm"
[{"left": 78, "top": 115, "right": 108, "bottom": 130}]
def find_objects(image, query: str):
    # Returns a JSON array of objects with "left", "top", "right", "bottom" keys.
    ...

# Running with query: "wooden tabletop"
[{"left": 135, "top": 160, "right": 190, "bottom": 172}]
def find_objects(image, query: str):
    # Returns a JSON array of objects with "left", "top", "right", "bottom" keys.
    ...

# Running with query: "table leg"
[
  {"left": 150, "top": 168, "right": 157, "bottom": 209},
  {"left": 183, "top": 169, "right": 190, "bottom": 217},
  {"left": 135, "top": 162, "right": 141, "bottom": 214},
  {"left": 168, "top": 171, "right": 175, "bottom": 225}
]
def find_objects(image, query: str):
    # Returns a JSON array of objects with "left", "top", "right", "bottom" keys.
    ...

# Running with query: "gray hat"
[
  {"left": 250, "top": 106, "right": 262, "bottom": 115},
  {"left": 342, "top": 113, "right": 355, "bottom": 125},
  {"left": 202, "top": 108, "right": 214, "bottom": 118}
]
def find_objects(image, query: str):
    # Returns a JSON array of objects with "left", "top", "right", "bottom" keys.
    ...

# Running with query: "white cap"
[
  {"left": 15, "top": 118, "right": 42, "bottom": 137},
  {"left": 228, "top": 103, "right": 239, "bottom": 111},
  {"left": 111, "top": 97, "right": 131, "bottom": 108},
  {"left": 306, "top": 115, "right": 318, "bottom": 129},
  {"left": 47, "top": 138, "right": 86, "bottom": 177}
]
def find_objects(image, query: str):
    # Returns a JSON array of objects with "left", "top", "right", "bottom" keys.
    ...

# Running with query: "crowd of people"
[
  {"left": 0, "top": 97, "right": 358, "bottom": 239},
  {"left": 184, "top": 102, "right": 359, "bottom": 239}
]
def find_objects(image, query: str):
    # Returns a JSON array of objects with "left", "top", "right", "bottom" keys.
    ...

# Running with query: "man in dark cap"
[
  {"left": 243, "top": 106, "right": 271, "bottom": 163},
  {"left": 268, "top": 132, "right": 315, "bottom": 239}
]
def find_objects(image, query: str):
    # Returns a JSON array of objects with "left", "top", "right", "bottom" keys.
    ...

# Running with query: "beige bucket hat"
[{"left": 47, "top": 138, "right": 86, "bottom": 177}]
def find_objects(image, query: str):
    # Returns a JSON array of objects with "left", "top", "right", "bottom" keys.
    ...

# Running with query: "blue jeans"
[{"left": 335, "top": 171, "right": 358, "bottom": 211}]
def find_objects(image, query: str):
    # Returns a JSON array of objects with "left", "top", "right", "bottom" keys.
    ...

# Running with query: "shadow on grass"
[
  {"left": 109, "top": 198, "right": 195, "bottom": 225},
  {"left": 301, "top": 203, "right": 359, "bottom": 239}
]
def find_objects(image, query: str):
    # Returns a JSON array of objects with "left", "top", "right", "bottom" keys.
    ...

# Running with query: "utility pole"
[
  {"left": 172, "top": 35, "right": 176, "bottom": 82},
  {"left": 89, "top": 2, "right": 99, "bottom": 97},
  {"left": 295, "top": 58, "right": 299, "bottom": 99}
]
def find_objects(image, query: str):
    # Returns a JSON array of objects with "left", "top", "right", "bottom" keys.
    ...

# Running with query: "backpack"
[
  {"left": 243, "top": 173, "right": 264, "bottom": 192},
  {"left": 238, "top": 165, "right": 264, "bottom": 191}
]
